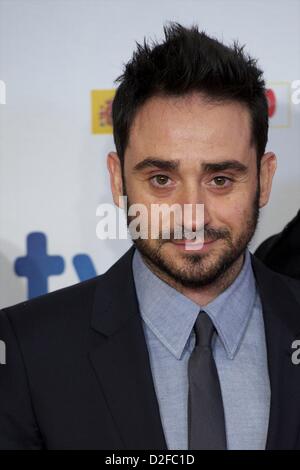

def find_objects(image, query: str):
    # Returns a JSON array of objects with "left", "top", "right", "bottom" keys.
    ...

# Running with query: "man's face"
[{"left": 108, "top": 92, "right": 276, "bottom": 289}]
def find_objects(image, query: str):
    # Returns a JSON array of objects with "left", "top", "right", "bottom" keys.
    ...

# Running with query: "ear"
[
  {"left": 258, "top": 152, "right": 277, "bottom": 208},
  {"left": 107, "top": 151, "right": 124, "bottom": 208}
]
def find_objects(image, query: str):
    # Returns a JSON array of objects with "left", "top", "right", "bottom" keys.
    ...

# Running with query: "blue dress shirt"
[{"left": 132, "top": 247, "right": 271, "bottom": 450}]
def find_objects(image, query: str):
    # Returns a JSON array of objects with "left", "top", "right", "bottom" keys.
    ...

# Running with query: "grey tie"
[{"left": 188, "top": 310, "right": 227, "bottom": 450}]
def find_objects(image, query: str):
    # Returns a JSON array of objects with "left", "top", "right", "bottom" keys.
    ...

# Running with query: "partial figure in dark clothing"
[{"left": 255, "top": 209, "right": 300, "bottom": 279}]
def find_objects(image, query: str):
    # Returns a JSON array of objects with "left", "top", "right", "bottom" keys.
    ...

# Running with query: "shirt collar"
[{"left": 132, "top": 247, "right": 257, "bottom": 360}]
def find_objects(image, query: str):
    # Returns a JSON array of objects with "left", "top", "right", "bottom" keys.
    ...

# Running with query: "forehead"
[{"left": 127, "top": 93, "right": 254, "bottom": 165}]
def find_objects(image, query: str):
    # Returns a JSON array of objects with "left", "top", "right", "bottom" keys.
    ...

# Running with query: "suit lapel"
[
  {"left": 251, "top": 254, "right": 300, "bottom": 449},
  {"left": 88, "top": 245, "right": 168, "bottom": 450}
]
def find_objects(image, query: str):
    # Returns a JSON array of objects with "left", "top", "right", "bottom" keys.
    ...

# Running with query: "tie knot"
[{"left": 193, "top": 310, "right": 215, "bottom": 348}]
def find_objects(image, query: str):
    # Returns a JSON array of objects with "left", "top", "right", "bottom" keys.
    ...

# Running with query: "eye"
[
  {"left": 209, "top": 176, "right": 233, "bottom": 188},
  {"left": 150, "top": 174, "right": 172, "bottom": 187}
]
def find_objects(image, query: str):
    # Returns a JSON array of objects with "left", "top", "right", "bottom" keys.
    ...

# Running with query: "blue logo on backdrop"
[{"left": 15, "top": 232, "right": 97, "bottom": 299}]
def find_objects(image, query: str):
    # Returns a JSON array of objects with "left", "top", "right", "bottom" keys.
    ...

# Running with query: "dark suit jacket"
[
  {"left": 255, "top": 209, "right": 300, "bottom": 280},
  {"left": 1, "top": 245, "right": 300, "bottom": 450}
]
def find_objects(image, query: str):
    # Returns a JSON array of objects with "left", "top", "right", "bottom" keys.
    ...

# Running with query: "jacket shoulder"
[
  {"left": 0, "top": 275, "right": 103, "bottom": 339},
  {"left": 0, "top": 246, "right": 135, "bottom": 341}
]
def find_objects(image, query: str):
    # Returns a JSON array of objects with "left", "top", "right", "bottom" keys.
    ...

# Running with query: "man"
[
  {"left": 255, "top": 209, "right": 300, "bottom": 279},
  {"left": 1, "top": 23, "right": 300, "bottom": 450}
]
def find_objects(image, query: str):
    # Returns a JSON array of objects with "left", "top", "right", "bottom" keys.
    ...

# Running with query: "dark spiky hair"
[{"left": 112, "top": 22, "right": 268, "bottom": 171}]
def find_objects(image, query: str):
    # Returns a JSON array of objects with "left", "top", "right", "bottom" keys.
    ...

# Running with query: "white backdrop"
[{"left": 0, "top": 0, "right": 299, "bottom": 308}]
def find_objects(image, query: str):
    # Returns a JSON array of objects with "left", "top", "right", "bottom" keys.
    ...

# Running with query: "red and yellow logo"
[
  {"left": 266, "top": 82, "right": 292, "bottom": 128},
  {"left": 91, "top": 89, "right": 115, "bottom": 134}
]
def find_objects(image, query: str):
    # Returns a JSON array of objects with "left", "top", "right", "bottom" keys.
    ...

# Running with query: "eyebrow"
[
  {"left": 201, "top": 160, "right": 248, "bottom": 174},
  {"left": 132, "top": 158, "right": 180, "bottom": 172},
  {"left": 132, "top": 157, "right": 248, "bottom": 174}
]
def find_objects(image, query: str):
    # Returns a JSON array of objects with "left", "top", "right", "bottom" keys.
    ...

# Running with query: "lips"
[{"left": 170, "top": 238, "right": 217, "bottom": 251}]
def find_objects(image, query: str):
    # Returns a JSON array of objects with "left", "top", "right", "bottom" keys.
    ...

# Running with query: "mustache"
[{"left": 160, "top": 226, "right": 231, "bottom": 241}]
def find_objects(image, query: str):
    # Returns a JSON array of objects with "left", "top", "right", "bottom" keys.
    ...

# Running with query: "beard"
[{"left": 124, "top": 182, "right": 260, "bottom": 290}]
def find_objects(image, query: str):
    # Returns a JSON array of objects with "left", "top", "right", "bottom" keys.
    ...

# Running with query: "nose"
[{"left": 175, "top": 184, "right": 211, "bottom": 235}]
